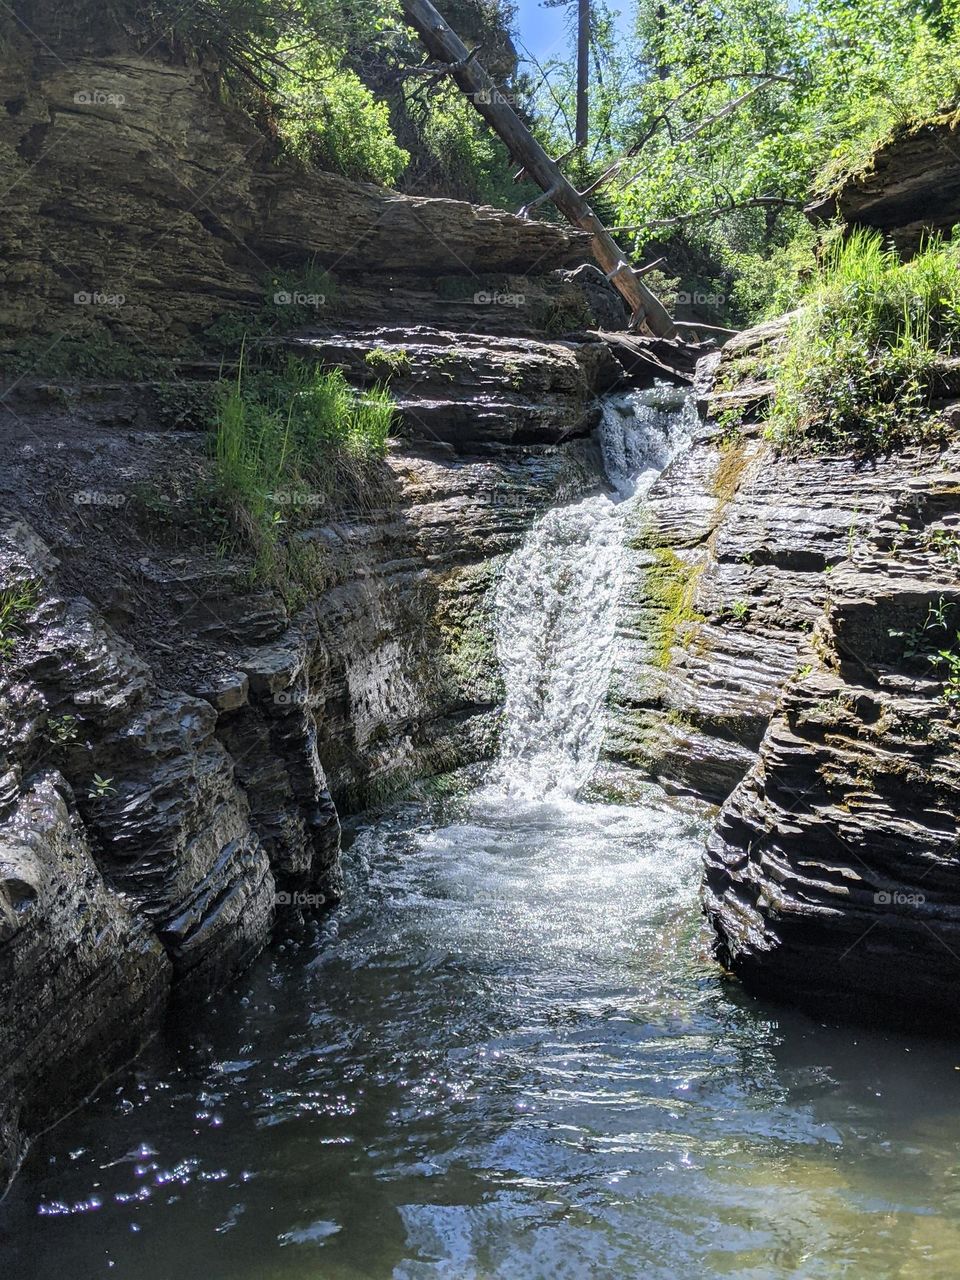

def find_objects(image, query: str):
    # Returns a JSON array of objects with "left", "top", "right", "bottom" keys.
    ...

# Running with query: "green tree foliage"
[
  {"left": 278, "top": 52, "right": 410, "bottom": 185},
  {"left": 121, "top": 0, "right": 525, "bottom": 200},
  {"left": 526, "top": 0, "right": 960, "bottom": 323}
]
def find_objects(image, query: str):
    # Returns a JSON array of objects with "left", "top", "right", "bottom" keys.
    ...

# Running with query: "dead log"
[
  {"left": 587, "top": 329, "right": 712, "bottom": 386},
  {"left": 399, "top": 0, "right": 677, "bottom": 338}
]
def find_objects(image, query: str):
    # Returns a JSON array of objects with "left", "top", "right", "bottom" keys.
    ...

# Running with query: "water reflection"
[{"left": 3, "top": 781, "right": 960, "bottom": 1279}]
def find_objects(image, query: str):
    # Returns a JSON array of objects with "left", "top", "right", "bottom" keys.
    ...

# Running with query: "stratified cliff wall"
[
  {"left": 596, "top": 119, "right": 960, "bottom": 1025},
  {"left": 0, "top": 13, "right": 633, "bottom": 1186}
]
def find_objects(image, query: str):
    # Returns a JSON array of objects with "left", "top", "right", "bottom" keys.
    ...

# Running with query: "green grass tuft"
[
  {"left": 768, "top": 229, "right": 960, "bottom": 453},
  {"left": 213, "top": 353, "right": 394, "bottom": 590},
  {"left": 0, "top": 579, "right": 39, "bottom": 658}
]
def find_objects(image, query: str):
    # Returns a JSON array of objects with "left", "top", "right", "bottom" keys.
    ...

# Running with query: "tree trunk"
[
  {"left": 399, "top": 0, "right": 677, "bottom": 337},
  {"left": 576, "top": 0, "right": 589, "bottom": 148}
]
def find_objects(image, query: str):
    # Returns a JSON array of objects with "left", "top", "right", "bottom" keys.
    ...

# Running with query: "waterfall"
[{"left": 492, "top": 385, "right": 696, "bottom": 800}]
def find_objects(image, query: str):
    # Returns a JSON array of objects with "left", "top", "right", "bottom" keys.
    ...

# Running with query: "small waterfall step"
[{"left": 492, "top": 384, "right": 699, "bottom": 799}]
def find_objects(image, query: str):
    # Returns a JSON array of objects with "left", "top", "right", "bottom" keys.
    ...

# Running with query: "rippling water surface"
[{"left": 5, "top": 780, "right": 960, "bottom": 1279}]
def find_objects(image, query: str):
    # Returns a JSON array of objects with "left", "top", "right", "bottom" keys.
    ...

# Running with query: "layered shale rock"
[
  {"left": 595, "top": 322, "right": 936, "bottom": 803},
  {"left": 704, "top": 462, "right": 960, "bottom": 1026},
  {"left": 0, "top": 770, "right": 170, "bottom": 1184},
  {"left": 595, "top": 299, "right": 960, "bottom": 1027},
  {"left": 807, "top": 116, "right": 960, "bottom": 255},
  {"left": 0, "top": 0, "right": 652, "bottom": 1183},
  {"left": 0, "top": 311, "right": 618, "bottom": 1186},
  {"left": 0, "top": 12, "right": 601, "bottom": 355}
]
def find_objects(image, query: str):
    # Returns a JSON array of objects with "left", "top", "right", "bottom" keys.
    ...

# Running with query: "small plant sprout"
[
  {"left": 925, "top": 597, "right": 954, "bottom": 633},
  {"left": 88, "top": 774, "right": 117, "bottom": 800},
  {"left": 890, "top": 521, "right": 912, "bottom": 557},
  {"left": 731, "top": 600, "right": 751, "bottom": 621},
  {"left": 48, "top": 714, "right": 80, "bottom": 744},
  {"left": 925, "top": 528, "right": 960, "bottom": 565},
  {"left": 929, "top": 639, "right": 960, "bottom": 704},
  {"left": 364, "top": 346, "right": 411, "bottom": 378},
  {"left": 890, "top": 597, "right": 956, "bottom": 658}
]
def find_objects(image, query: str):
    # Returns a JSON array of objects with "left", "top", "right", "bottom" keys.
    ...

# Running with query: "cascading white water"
[{"left": 493, "top": 384, "right": 697, "bottom": 799}]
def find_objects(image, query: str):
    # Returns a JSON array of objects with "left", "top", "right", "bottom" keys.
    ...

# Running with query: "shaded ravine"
[{"left": 3, "top": 393, "right": 960, "bottom": 1278}]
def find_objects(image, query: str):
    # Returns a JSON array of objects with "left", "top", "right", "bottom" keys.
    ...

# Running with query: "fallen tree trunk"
[
  {"left": 588, "top": 329, "right": 713, "bottom": 386},
  {"left": 399, "top": 0, "right": 677, "bottom": 338}
]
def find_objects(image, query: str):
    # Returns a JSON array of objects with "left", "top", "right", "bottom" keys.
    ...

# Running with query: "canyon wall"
[
  {"left": 601, "top": 288, "right": 960, "bottom": 1026},
  {"left": 0, "top": 16, "right": 635, "bottom": 1186},
  {"left": 4, "top": 0, "right": 960, "bottom": 1194},
  {"left": 0, "top": 329, "right": 617, "bottom": 1186}
]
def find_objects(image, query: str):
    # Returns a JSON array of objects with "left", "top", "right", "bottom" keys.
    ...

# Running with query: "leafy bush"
[
  {"left": 278, "top": 55, "right": 409, "bottom": 186},
  {"left": 724, "top": 223, "right": 817, "bottom": 323},
  {"left": 405, "top": 86, "right": 531, "bottom": 206},
  {"left": 768, "top": 229, "right": 960, "bottom": 452}
]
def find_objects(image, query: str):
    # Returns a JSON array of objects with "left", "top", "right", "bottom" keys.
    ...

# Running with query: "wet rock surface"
[
  {"left": 0, "top": 315, "right": 611, "bottom": 1186},
  {"left": 704, "top": 463, "right": 960, "bottom": 1026}
]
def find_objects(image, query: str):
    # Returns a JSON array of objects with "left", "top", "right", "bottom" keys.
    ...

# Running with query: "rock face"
[
  {"left": 704, "top": 462, "right": 960, "bottom": 1026},
  {"left": 600, "top": 310, "right": 960, "bottom": 1029},
  {"left": 0, "top": 315, "right": 617, "bottom": 1186},
  {"left": 595, "top": 321, "right": 939, "bottom": 805},
  {"left": 0, "top": 5, "right": 649, "bottom": 1188},
  {"left": 0, "top": 14, "right": 596, "bottom": 355},
  {"left": 806, "top": 117, "right": 960, "bottom": 254},
  {"left": 0, "top": 769, "right": 170, "bottom": 1182}
]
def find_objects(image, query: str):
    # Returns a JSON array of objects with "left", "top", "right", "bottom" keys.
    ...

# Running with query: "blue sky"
[{"left": 513, "top": 0, "right": 632, "bottom": 62}]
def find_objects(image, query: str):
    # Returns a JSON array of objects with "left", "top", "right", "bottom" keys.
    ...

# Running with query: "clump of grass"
[
  {"left": 213, "top": 353, "right": 394, "bottom": 588},
  {"left": 0, "top": 579, "right": 39, "bottom": 658},
  {"left": 768, "top": 229, "right": 960, "bottom": 453},
  {"left": 364, "top": 346, "right": 411, "bottom": 379}
]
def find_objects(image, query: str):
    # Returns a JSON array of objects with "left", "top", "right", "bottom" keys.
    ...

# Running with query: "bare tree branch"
[
  {"left": 579, "top": 71, "right": 794, "bottom": 198},
  {"left": 610, "top": 194, "right": 805, "bottom": 233}
]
